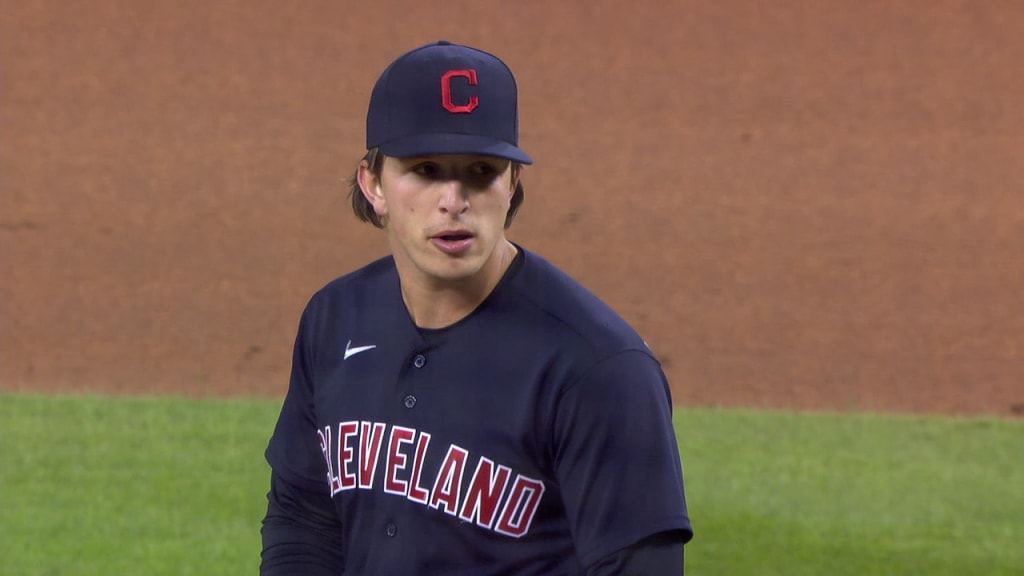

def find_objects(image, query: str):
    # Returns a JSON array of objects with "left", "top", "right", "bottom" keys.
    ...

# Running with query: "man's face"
[{"left": 360, "top": 154, "right": 519, "bottom": 287}]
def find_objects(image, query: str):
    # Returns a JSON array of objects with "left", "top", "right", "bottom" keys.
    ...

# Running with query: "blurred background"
[{"left": 1, "top": 0, "right": 1021, "bottom": 416}]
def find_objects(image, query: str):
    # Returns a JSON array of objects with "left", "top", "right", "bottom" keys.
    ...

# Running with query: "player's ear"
[
  {"left": 509, "top": 163, "right": 522, "bottom": 195},
  {"left": 357, "top": 160, "right": 388, "bottom": 216}
]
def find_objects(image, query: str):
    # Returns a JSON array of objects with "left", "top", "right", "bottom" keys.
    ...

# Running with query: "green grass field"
[{"left": 1, "top": 394, "right": 1021, "bottom": 575}]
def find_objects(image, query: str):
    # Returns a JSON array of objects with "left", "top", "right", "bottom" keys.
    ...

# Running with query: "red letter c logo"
[{"left": 441, "top": 69, "right": 479, "bottom": 113}]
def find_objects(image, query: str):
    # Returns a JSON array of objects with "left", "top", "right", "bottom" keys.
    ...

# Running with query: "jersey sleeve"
[
  {"left": 264, "top": 300, "right": 331, "bottom": 494},
  {"left": 260, "top": 470, "right": 345, "bottom": 575},
  {"left": 551, "top": 349, "right": 693, "bottom": 568},
  {"left": 586, "top": 531, "right": 685, "bottom": 575}
]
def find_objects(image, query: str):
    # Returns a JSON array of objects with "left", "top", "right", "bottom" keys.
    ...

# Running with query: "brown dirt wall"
[{"left": 2, "top": 0, "right": 1022, "bottom": 416}]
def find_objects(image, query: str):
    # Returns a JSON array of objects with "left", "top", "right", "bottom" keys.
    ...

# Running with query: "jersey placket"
[{"left": 371, "top": 341, "right": 435, "bottom": 565}]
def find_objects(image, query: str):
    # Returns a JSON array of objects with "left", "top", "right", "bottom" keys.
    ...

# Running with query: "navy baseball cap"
[{"left": 366, "top": 41, "right": 532, "bottom": 164}]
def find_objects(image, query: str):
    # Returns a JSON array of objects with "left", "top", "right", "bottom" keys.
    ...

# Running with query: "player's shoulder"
[
  {"left": 508, "top": 247, "right": 649, "bottom": 355},
  {"left": 305, "top": 255, "right": 398, "bottom": 311}
]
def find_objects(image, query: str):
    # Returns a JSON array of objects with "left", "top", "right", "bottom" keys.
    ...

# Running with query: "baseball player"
[{"left": 260, "top": 41, "right": 693, "bottom": 575}]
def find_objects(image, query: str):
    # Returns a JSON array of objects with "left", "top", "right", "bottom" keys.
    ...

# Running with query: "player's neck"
[{"left": 399, "top": 241, "right": 517, "bottom": 329}]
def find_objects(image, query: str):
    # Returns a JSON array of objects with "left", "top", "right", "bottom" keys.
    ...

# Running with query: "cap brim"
[{"left": 377, "top": 133, "right": 533, "bottom": 165}]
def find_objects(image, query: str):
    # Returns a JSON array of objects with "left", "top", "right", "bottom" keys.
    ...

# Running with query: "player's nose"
[{"left": 437, "top": 180, "right": 469, "bottom": 215}]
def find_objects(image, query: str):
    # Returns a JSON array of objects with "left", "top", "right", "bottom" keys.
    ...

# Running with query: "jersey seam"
[
  {"left": 507, "top": 286, "right": 661, "bottom": 396},
  {"left": 555, "top": 347, "right": 661, "bottom": 404}
]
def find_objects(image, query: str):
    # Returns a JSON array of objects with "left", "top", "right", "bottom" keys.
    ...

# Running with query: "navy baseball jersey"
[{"left": 265, "top": 246, "right": 692, "bottom": 574}]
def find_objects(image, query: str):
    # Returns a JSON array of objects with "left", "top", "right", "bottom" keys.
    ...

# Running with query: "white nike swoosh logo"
[{"left": 344, "top": 340, "right": 377, "bottom": 360}]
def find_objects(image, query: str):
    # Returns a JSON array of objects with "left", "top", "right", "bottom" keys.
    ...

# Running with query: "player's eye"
[
  {"left": 465, "top": 161, "right": 505, "bottom": 185},
  {"left": 411, "top": 162, "right": 441, "bottom": 178},
  {"left": 468, "top": 162, "right": 498, "bottom": 178}
]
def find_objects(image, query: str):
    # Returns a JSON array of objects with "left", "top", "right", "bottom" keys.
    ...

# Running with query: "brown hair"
[{"left": 347, "top": 148, "right": 525, "bottom": 229}]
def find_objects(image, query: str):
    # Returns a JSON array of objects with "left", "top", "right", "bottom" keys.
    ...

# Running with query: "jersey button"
[
  {"left": 404, "top": 395, "right": 417, "bottom": 409},
  {"left": 413, "top": 354, "right": 426, "bottom": 368},
  {"left": 385, "top": 522, "right": 398, "bottom": 537}
]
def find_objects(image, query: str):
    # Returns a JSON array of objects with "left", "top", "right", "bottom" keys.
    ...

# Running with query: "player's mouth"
[{"left": 430, "top": 230, "right": 475, "bottom": 255}]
